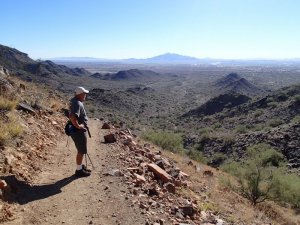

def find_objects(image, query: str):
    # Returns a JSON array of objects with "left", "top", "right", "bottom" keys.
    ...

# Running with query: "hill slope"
[
  {"left": 181, "top": 84, "right": 300, "bottom": 171},
  {"left": 214, "top": 73, "right": 264, "bottom": 96},
  {"left": 91, "top": 69, "right": 160, "bottom": 81},
  {"left": 0, "top": 44, "right": 91, "bottom": 83}
]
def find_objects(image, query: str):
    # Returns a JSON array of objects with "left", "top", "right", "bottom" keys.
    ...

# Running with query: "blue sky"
[{"left": 1, "top": 0, "right": 299, "bottom": 59}]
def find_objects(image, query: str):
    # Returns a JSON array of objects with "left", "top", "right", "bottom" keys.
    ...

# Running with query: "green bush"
[
  {"left": 208, "top": 152, "right": 228, "bottom": 167},
  {"left": 198, "top": 127, "right": 213, "bottom": 142},
  {"left": 253, "top": 123, "right": 264, "bottom": 131},
  {"left": 293, "top": 95, "right": 300, "bottom": 104},
  {"left": 291, "top": 115, "right": 300, "bottom": 124},
  {"left": 253, "top": 109, "right": 263, "bottom": 117},
  {"left": 267, "top": 101, "right": 278, "bottom": 108},
  {"left": 221, "top": 144, "right": 300, "bottom": 208},
  {"left": 212, "top": 122, "right": 221, "bottom": 129},
  {"left": 235, "top": 125, "right": 248, "bottom": 134},
  {"left": 268, "top": 118, "right": 284, "bottom": 127},
  {"left": 272, "top": 171, "right": 300, "bottom": 209},
  {"left": 276, "top": 92, "right": 289, "bottom": 102},
  {"left": 187, "top": 149, "right": 207, "bottom": 163},
  {"left": 221, "top": 144, "right": 285, "bottom": 205},
  {"left": 142, "top": 130, "right": 184, "bottom": 153}
]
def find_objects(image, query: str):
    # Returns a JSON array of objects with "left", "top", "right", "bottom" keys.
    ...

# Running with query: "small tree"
[{"left": 222, "top": 144, "right": 284, "bottom": 205}]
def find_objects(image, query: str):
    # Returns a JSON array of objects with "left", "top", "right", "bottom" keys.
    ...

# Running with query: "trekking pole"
[
  {"left": 84, "top": 125, "right": 95, "bottom": 169},
  {"left": 85, "top": 125, "right": 91, "bottom": 138},
  {"left": 86, "top": 153, "right": 95, "bottom": 170}
]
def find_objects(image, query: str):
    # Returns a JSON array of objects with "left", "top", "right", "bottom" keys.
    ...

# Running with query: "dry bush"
[
  {"left": 0, "top": 112, "right": 22, "bottom": 145},
  {"left": 0, "top": 96, "right": 18, "bottom": 111}
]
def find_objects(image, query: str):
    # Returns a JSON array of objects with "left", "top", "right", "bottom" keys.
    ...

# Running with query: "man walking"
[{"left": 69, "top": 86, "right": 91, "bottom": 177}]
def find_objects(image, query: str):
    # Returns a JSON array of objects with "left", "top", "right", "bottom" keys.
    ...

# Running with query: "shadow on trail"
[{"left": 1, "top": 175, "right": 77, "bottom": 205}]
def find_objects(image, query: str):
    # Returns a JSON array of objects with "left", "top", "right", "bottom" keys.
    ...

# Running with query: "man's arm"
[{"left": 69, "top": 113, "right": 86, "bottom": 130}]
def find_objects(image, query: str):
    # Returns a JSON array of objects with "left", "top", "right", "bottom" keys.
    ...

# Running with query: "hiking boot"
[
  {"left": 75, "top": 169, "right": 91, "bottom": 177},
  {"left": 82, "top": 164, "right": 91, "bottom": 173}
]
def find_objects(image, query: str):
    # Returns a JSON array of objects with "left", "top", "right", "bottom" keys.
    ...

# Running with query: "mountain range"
[{"left": 49, "top": 53, "right": 300, "bottom": 66}]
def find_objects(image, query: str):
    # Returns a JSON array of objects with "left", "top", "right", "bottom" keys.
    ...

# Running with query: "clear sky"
[{"left": 0, "top": 0, "right": 299, "bottom": 59}]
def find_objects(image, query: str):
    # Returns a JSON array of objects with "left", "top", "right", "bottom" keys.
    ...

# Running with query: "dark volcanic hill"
[
  {"left": 183, "top": 92, "right": 251, "bottom": 117},
  {"left": 0, "top": 44, "right": 91, "bottom": 82},
  {"left": 90, "top": 69, "right": 160, "bottom": 81},
  {"left": 214, "top": 73, "right": 263, "bottom": 96}
]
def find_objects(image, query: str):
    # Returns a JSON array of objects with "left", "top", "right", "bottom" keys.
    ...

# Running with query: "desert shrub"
[
  {"left": 293, "top": 95, "right": 300, "bottom": 104},
  {"left": 272, "top": 171, "right": 300, "bottom": 209},
  {"left": 276, "top": 92, "right": 289, "bottom": 102},
  {"left": 291, "top": 115, "right": 300, "bottom": 124},
  {"left": 198, "top": 127, "right": 213, "bottom": 142},
  {"left": 221, "top": 134, "right": 235, "bottom": 145},
  {"left": 221, "top": 144, "right": 285, "bottom": 205},
  {"left": 187, "top": 148, "right": 207, "bottom": 163},
  {"left": 208, "top": 152, "right": 228, "bottom": 167},
  {"left": 266, "top": 97, "right": 274, "bottom": 103},
  {"left": 142, "top": 130, "right": 184, "bottom": 153},
  {"left": 253, "top": 109, "right": 263, "bottom": 117},
  {"left": 268, "top": 118, "right": 284, "bottom": 127},
  {"left": 0, "top": 113, "right": 22, "bottom": 144},
  {"left": 262, "top": 126, "right": 271, "bottom": 132},
  {"left": 88, "top": 106, "right": 96, "bottom": 114},
  {"left": 267, "top": 101, "right": 278, "bottom": 108},
  {"left": 203, "top": 116, "right": 212, "bottom": 123},
  {"left": 253, "top": 123, "right": 264, "bottom": 131},
  {"left": 0, "top": 96, "right": 18, "bottom": 111},
  {"left": 235, "top": 125, "right": 248, "bottom": 134},
  {"left": 212, "top": 122, "right": 221, "bottom": 129}
]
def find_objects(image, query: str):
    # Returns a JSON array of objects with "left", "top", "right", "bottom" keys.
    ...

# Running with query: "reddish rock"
[
  {"left": 179, "top": 204, "right": 197, "bottom": 217},
  {"left": 0, "top": 180, "right": 7, "bottom": 189},
  {"left": 134, "top": 173, "right": 146, "bottom": 183},
  {"left": 102, "top": 122, "right": 111, "bottom": 129},
  {"left": 179, "top": 171, "right": 189, "bottom": 179},
  {"left": 165, "top": 182, "right": 176, "bottom": 193},
  {"left": 104, "top": 133, "right": 117, "bottom": 143},
  {"left": 203, "top": 170, "right": 214, "bottom": 176},
  {"left": 147, "top": 163, "right": 172, "bottom": 183}
]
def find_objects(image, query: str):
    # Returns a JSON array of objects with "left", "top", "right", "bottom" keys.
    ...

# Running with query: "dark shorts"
[{"left": 71, "top": 130, "right": 87, "bottom": 154}]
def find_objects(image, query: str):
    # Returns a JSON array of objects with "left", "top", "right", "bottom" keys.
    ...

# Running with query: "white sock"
[{"left": 76, "top": 164, "right": 82, "bottom": 170}]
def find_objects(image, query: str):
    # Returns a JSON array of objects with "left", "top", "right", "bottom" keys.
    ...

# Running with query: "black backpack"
[{"left": 64, "top": 120, "right": 77, "bottom": 136}]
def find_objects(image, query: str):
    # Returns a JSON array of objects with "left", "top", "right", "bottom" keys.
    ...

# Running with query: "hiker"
[{"left": 69, "top": 86, "right": 91, "bottom": 177}]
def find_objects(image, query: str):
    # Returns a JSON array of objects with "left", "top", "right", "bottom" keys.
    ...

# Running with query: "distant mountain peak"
[{"left": 147, "top": 53, "right": 199, "bottom": 62}]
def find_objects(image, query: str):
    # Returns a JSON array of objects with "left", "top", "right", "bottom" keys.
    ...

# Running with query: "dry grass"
[
  {"left": 0, "top": 112, "right": 22, "bottom": 144},
  {"left": 44, "top": 98, "right": 64, "bottom": 111},
  {"left": 0, "top": 96, "right": 18, "bottom": 110}
]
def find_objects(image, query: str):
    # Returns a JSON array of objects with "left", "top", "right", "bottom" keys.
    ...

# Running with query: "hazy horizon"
[{"left": 1, "top": 0, "right": 300, "bottom": 60}]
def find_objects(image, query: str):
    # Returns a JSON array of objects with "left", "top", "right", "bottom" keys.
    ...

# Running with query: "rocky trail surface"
[{"left": 2, "top": 120, "right": 150, "bottom": 225}]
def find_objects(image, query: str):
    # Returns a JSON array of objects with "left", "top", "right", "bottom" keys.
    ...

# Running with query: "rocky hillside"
[
  {"left": 91, "top": 69, "right": 160, "bottom": 81},
  {"left": 0, "top": 66, "right": 66, "bottom": 221},
  {"left": 213, "top": 73, "right": 264, "bottom": 96},
  {"left": 180, "top": 84, "right": 300, "bottom": 172},
  {"left": 182, "top": 92, "right": 251, "bottom": 117},
  {"left": 0, "top": 44, "right": 91, "bottom": 84}
]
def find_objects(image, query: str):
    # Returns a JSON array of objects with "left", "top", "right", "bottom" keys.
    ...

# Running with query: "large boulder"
[{"left": 104, "top": 133, "right": 117, "bottom": 143}]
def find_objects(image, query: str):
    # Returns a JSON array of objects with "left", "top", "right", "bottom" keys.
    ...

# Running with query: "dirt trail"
[{"left": 4, "top": 119, "right": 148, "bottom": 225}]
